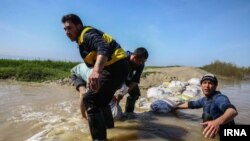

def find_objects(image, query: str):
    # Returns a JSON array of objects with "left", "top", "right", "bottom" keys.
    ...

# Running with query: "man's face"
[
  {"left": 132, "top": 56, "right": 147, "bottom": 66},
  {"left": 63, "top": 21, "right": 80, "bottom": 41},
  {"left": 201, "top": 80, "right": 217, "bottom": 97}
]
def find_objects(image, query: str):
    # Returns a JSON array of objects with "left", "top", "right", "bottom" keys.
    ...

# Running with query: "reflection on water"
[
  {"left": 220, "top": 81, "right": 250, "bottom": 125},
  {"left": 0, "top": 80, "right": 249, "bottom": 141}
]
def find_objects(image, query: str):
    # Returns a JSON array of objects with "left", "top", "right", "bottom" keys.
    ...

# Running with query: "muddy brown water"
[{"left": 0, "top": 80, "right": 249, "bottom": 141}]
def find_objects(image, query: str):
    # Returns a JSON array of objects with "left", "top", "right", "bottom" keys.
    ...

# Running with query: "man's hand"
[
  {"left": 201, "top": 120, "right": 220, "bottom": 139},
  {"left": 114, "top": 94, "right": 124, "bottom": 103},
  {"left": 88, "top": 70, "right": 101, "bottom": 92},
  {"left": 88, "top": 55, "right": 108, "bottom": 92},
  {"left": 119, "top": 83, "right": 129, "bottom": 96},
  {"left": 201, "top": 108, "right": 237, "bottom": 139}
]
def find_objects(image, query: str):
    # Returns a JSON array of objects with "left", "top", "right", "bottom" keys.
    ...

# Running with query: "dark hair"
[
  {"left": 133, "top": 47, "right": 149, "bottom": 59},
  {"left": 61, "top": 14, "right": 83, "bottom": 26}
]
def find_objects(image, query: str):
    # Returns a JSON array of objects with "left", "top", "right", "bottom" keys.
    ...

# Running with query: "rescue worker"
[
  {"left": 115, "top": 47, "right": 148, "bottom": 113},
  {"left": 61, "top": 14, "right": 128, "bottom": 141}
]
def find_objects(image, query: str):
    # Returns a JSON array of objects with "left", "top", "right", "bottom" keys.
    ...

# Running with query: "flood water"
[{"left": 0, "top": 80, "right": 249, "bottom": 141}]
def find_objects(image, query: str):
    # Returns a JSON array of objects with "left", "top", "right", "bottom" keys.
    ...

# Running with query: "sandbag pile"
[{"left": 137, "top": 78, "right": 202, "bottom": 113}]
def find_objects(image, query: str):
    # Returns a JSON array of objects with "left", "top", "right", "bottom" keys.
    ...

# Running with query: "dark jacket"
[
  {"left": 125, "top": 51, "right": 144, "bottom": 84},
  {"left": 188, "top": 91, "right": 236, "bottom": 125},
  {"left": 77, "top": 26, "right": 126, "bottom": 67}
]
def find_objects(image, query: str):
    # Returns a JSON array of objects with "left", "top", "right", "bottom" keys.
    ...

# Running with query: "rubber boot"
[
  {"left": 125, "top": 96, "right": 137, "bottom": 113},
  {"left": 87, "top": 112, "right": 107, "bottom": 141},
  {"left": 125, "top": 85, "right": 140, "bottom": 113},
  {"left": 101, "top": 106, "right": 114, "bottom": 128}
]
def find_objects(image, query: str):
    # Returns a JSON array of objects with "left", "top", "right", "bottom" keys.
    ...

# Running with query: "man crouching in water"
[{"left": 175, "top": 74, "right": 238, "bottom": 139}]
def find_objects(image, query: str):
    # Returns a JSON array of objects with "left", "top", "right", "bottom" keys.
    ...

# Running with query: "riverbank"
[
  {"left": 1, "top": 66, "right": 236, "bottom": 98},
  {"left": 1, "top": 59, "right": 250, "bottom": 83}
]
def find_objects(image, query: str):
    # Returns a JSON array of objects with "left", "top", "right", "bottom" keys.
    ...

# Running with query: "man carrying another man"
[
  {"left": 62, "top": 13, "right": 128, "bottom": 141},
  {"left": 71, "top": 47, "right": 148, "bottom": 119}
]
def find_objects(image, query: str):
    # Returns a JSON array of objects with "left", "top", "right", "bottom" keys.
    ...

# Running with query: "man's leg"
[
  {"left": 96, "top": 74, "right": 123, "bottom": 129},
  {"left": 100, "top": 105, "right": 114, "bottom": 128},
  {"left": 125, "top": 85, "right": 141, "bottom": 113},
  {"left": 83, "top": 90, "right": 107, "bottom": 141},
  {"left": 97, "top": 60, "right": 129, "bottom": 128},
  {"left": 83, "top": 59, "right": 128, "bottom": 140}
]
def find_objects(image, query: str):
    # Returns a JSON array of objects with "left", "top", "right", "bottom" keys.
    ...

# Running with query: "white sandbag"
[
  {"left": 168, "top": 81, "right": 187, "bottom": 94},
  {"left": 109, "top": 100, "right": 123, "bottom": 120},
  {"left": 167, "top": 96, "right": 183, "bottom": 104},
  {"left": 169, "top": 86, "right": 184, "bottom": 95},
  {"left": 182, "top": 90, "right": 198, "bottom": 98},
  {"left": 137, "top": 97, "right": 151, "bottom": 110},
  {"left": 147, "top": 87, "right": 161, "bottom": 98},
  {"left": 147, "top": 87, "right": 172, "bottom": 99},
  {"left": 185, "top": 85, "right": 200, "bottom": 95},
  {"left": 150, "top": 99, "right": 177, "bottom": 113},
  {"left": 169, "top": 81, "right": 188, "bottom": 88},
  {"left": 160, "top": 81, "right": 170, "bottom": 88},
  {"left": 188, "top": 78, "right": 200, "bottom": 86}
]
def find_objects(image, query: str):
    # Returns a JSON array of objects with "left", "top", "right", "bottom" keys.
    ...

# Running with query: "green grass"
[
  {"left": 1, "top": 59, "right": 249, "bottom": 82},
  {"left": 141, "top": 72, "right": 156, "bottom": 78},
  {"left": 142, "top": 65, "right": 181, "bottom": 78},
  {"left": 143, "top": 61, "right": 250, "bottom": 80},
  {"left": 144, "top": 65, "right": 180, "bottom": 70},
  {"left": 0, "top": 59, "right": 79, "bottom": 82},
  {"left": 201, "top": 60, "right": 250, "bottom": 80}
]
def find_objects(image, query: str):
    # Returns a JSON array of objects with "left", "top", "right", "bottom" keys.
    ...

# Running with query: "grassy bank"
[
  {"left": 201, "top": 60, "right": 250, "bottom": 80},
  {"left": 0, "top": 59, "right": 78, "bottom": 82},
  {"left": 144, "top": 65, "right": 181, "bottom": 69},
  {"left": 1, "top": 59, "right": 249, "bottom": 82},
  {"left": 141, "top": 61, "right": 250, "bottom": 80}
]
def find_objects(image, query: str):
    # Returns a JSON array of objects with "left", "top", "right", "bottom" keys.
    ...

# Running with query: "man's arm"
[
  {"left": 175, "top": 99, "right": 203, "bottom": 110},
  {"left": 127, "top": 82, "right": 137, "bottom": 93},
  {"left": 88, "top": 55, "right": 108, "bottom": 91},
  {"left": 71, "top": 74, "right": 88, "bottom": 119},
  {"left": 71, "top": 74, "right": 86, "bottom": 91},
  {"left": 115, "top": 65, "right": 142, "bottom": 101},
  {"left": 176, "top": 102, "right": 189, "bottom": 109},
  {"left": 201, "top": 107, "right": 238, "bottom": 139},
  {"left": 214, "top": 107, "right": 238, "bottom": 125}
]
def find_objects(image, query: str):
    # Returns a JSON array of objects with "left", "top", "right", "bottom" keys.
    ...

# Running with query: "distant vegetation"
[
  {"left": 142, "top": 66, "right": 180, "bottom": 78},
  {"left": 201, "top": 60, "right": 250, "bottom": 80},
  {"left": 0, "top": 59, "right": 249, "bottom": 82},
  {"left": 144, "top": 65, "right": 181, "bottom": 70},
  {"left": 141, "top": 72, "right": 156, "bottom": 78},
  {"left": 0, "top": 59, "right": 78, "bottom": 82}
]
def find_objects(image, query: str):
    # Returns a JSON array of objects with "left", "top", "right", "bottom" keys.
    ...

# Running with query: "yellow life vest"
[{"left": 77, "top": 27, "right": 126, "bottom": 66}]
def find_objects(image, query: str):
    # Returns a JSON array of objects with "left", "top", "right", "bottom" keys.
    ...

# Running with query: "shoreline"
[{"left": 1, "top": 67, "right": 245, "bottom": 90}]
